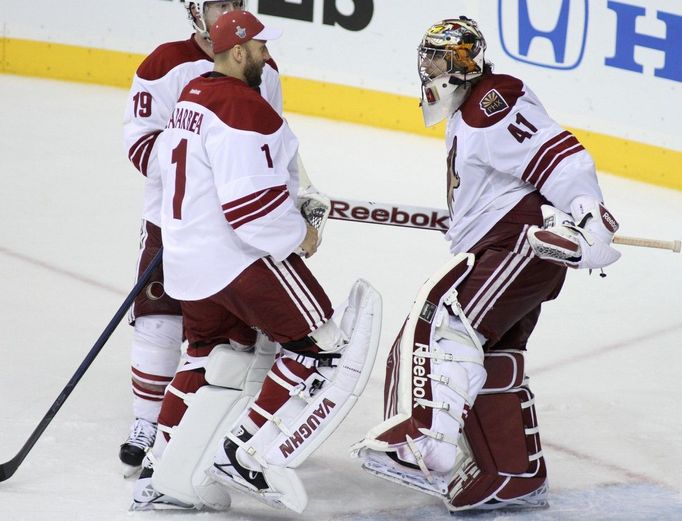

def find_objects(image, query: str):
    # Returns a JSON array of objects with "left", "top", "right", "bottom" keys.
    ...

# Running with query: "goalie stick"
[
  {"left": 327, "top": 197, "right": 681, "bottom": 253},
  {"left": 0, "top": 249, "right": 163, "bottom": 482}
]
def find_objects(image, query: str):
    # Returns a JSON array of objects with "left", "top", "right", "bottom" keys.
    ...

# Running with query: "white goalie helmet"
[
  {"left": 182, "top": 1, "right": 247, "bottom": 38},
  {"left": 418, "top": 16, "right": 487, "bottom": 127}
]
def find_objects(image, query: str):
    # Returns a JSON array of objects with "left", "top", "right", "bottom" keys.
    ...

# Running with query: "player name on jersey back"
[{"left": 167, "top": 106, "right": 204, "bottom": 135}]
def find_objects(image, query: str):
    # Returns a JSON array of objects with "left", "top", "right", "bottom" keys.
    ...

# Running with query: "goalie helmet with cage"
[
  {"left": 418, "top": 17, "right": 487, "bottom": 127},
  {"left": 182, "top": 1, "right": 247, "bottom": 38}
]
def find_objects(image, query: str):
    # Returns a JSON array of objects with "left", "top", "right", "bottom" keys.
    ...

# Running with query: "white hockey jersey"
[
  {"left": 444, "top": 73, "right": 604, "bottom": 254},
  {"left": 157, "top": 74, "right": 306, "bottom": 301},
  {"left": 122, "top": 35, "right": 282, "bottom": 226}
]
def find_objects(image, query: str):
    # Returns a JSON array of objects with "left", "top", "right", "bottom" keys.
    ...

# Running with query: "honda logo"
[{"left": 498, "top": 0, "right": 588, "bottom": 70}]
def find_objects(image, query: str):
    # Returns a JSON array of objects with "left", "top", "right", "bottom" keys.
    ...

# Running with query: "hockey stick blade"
[{"left": 0, "top": 249, "right": 163, "bottom": 482}]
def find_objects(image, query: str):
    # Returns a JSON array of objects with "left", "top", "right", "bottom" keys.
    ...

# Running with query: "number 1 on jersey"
[
  {"left": 260, "top": 144, "right": 273, "bottom": 168},
  {"left": 171, "top": 139, "right": 188, "bottom": 220}
]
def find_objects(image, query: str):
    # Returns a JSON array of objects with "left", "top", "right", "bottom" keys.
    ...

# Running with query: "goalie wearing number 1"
[{"left": 354, "top": 16, "right": 621, "bottom": 514}]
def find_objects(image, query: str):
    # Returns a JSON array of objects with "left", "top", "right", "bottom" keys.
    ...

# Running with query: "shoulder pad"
[
  {"left": 137, "top": 36, "right": 211, "bottom": 81},
  {"left": 180, "top": 77, "right": 283, "bottom": 135},
  {"left": 460, "top": 74, "right": 525, "bottom": 128}
]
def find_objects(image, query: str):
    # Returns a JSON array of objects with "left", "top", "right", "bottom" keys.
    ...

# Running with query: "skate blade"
[
  {"left": 361, "top": 459, "right": 448, "bottom": 498},
  {"left": 206, "top": 466, "right": 286, "bottom": 510},
  {"left": 129, "top": 499, "right": 195, "bottom": 512},
  {"left": 447, "top": 482, "right": 550, "bottom": 513}
]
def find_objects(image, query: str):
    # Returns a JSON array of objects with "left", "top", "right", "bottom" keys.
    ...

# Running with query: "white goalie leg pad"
[
  {"left": 353, "top": 253, "right": 488, "bottom": 497},
  {"left": 151, "top": 336, "right": 277, "bottom": 508},
  {"left": 212, "top": 279, "right": 382, "bottom": 513}
]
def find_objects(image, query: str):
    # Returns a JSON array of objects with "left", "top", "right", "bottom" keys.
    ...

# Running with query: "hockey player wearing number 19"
[{"left": 353, "top": 16, "right": 621, "bottom": 513}]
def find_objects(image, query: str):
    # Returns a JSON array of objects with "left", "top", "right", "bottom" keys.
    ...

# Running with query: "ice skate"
[
  {"left": 119, "top": 418, "right": 156, "bottom": 477},
  {"left": 357, "top": 447, "right": 450, "bottom": 498},
  {"left": 208, "top": 432, "right": 288, "bottom": 509}
]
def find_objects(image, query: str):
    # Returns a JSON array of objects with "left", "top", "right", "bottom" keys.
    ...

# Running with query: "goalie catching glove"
[
  {"left": 527, "top": 196, "right": 621, "bottom": 270},
  {"left": 298, "top": 187, "right": 331, "bottom": 245},
  {"left": 294, "top": 153, "right": 330, "bottom": 251}
]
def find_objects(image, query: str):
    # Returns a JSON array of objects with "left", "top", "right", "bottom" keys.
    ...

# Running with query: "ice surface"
[{"left": 1, "top": 75, "right": 681, "bottom": 520}]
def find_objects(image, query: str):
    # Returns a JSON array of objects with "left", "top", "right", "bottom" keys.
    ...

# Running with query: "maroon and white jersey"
[
  {"left": 123, "top": 35, "right": 282, "bottom": 227},
  {"left": 157, "top": 75, "right": 306, "bottom": 301},
  {"left": 444, "top": 73, "right": 603, "bottom": 253}
]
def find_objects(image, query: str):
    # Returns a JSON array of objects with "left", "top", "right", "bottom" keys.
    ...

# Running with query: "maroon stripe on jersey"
[
  {"left": 535, "top": 144, "right": 585, "bottom": 190},
  {"left": 526, "top": 134, "right": 581, "bottom": 186},
  {"left": 131, "top": 366, "right": 174, "bottom": 383},
  {"left": 223, "top": 184, "right": 287, "bottom": 209},
  {"left": 128, "top": 131, "right": 161, "bottom": 176},
  {"left": 521, "top": 131, "right": 571, "bottom": 184},
  {"left": 223, "top": 186, "right": 289, "bottom": 229}
]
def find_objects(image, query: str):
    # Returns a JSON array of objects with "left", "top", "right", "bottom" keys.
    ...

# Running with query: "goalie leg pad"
[
  {"left": 210, "top": 279, "right": 382, "bottom": 513},
  {"left": 151, "top": 338, "right": 276, "bottom": 508},
  {"left": 444, "top": 350, "right": 548, "bottom": 512},
  {"left": 355, "top": 254, "right": 487, "bottom": 496}
]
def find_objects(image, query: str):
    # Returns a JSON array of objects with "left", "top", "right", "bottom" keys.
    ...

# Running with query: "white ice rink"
[{"left": 1, "top": 75, "right": 681, "bottom": 521}]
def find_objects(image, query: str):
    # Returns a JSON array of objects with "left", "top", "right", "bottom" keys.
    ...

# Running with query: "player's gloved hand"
[
  {"left": 527, "top": 198, "right": 621, "bottom": 270},
  {"left": 297, "top": 185, "right": 331, "bottom": 248}
]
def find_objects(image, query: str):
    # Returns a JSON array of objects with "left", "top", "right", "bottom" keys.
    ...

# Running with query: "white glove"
[
  {"left": 527, "top": 201, "right": 621, "bottom": 270},
  {"left": 297, "top": 185, "right": 331, "bottom": 249}
]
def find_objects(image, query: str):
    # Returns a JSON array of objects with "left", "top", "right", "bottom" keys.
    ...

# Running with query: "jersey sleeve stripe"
[
  {"left": 523, "top": 132, "right": 582, "bottom": 187},
  {"left": 223, "top": 186, "right": 290, "bottom": 229},
  {"left": 534, "top": 143, "right": 585, "bottom": 190},
  {"left": 222, "top": 184, "right": 287, "bottom": 210},
  {"left": 526, "top": 136, "right": 581, "bottom": 186},
  {"left": 521, "top": 130, "right": 571, "bottom": 183},
  {"left": 128, "top": 131, "right": 161, "bottom": 176}
]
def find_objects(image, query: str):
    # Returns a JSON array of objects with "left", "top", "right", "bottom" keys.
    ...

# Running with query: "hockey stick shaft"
[
  {"left": 328, "top": 197, "right": 681, "bottom": 252},
  {"left": 0, "top": 249, "right": 163, "bottom": 482},
  {"left": 329, "top": 198, "right": 449, "bottom": 232},
  {"left": 613, "top": 235, "right": 681, "bottom": 253}
]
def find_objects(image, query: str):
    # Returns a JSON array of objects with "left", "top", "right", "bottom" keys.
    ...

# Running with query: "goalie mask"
[
  {"left": 418, "top": 17, "right": 487, "bottom": 127},
  {"left": 182, "top": 1, "right": 247, "bottom": 38}
]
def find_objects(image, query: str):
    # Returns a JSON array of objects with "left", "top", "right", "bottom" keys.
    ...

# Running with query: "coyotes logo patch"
[{"left": 480, "top": 89, "right": 509, "bottom": 116}]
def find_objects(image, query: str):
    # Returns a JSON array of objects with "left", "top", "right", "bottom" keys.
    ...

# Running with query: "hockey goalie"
[{"left": 353, "top": 16, "right": 621, "bottom": 514}]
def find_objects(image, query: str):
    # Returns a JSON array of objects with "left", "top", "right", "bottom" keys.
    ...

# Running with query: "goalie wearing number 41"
[{"left": 353, "top": 16, "right": 620, "bottom": 515}]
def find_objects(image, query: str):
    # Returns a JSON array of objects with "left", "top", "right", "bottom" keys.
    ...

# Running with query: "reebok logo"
[
  {"left": 279, "top": 398, "right": 336, "bottom": 458},
  {"left": 412, "top": 343, "right": 429, "bottom": 409},
  {"left": 330, "top": 200, "right": 448, "bottom": 231},
  {"left": 600, "top": 206, "right": 619, "bottom": 233}
]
